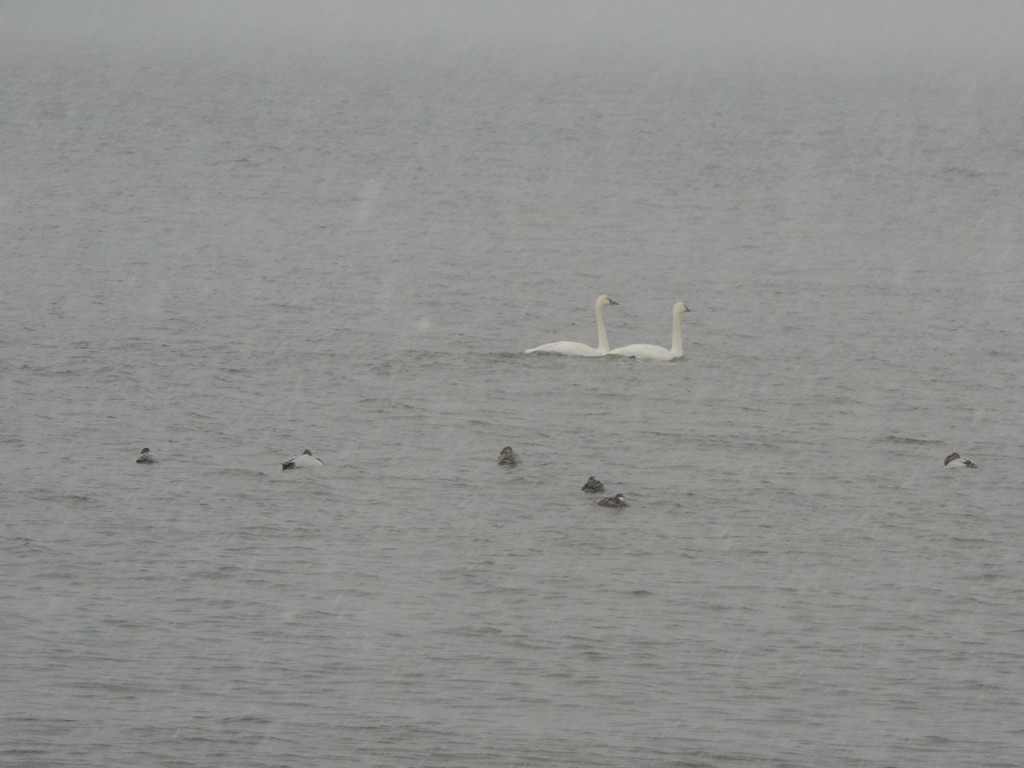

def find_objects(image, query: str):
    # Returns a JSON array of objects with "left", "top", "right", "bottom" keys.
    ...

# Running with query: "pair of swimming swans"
[{"left": 526, "top": 295, "right": 691, "bottom": 361}]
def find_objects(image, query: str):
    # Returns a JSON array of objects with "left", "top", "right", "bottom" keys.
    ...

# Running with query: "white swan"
[
  {"left": 610, "top": 301, "right": 691, "bottom": 361},
  {"left": 282, "top": 449, "right": 324, "bottom": 470},
  {"left": 526, "top": 294, "right": 618, "bottom": 356}
]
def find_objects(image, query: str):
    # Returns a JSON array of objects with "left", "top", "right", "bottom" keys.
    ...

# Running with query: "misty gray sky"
[{"left": 4, "top": 0, "right": 1023, "bottom": 65}]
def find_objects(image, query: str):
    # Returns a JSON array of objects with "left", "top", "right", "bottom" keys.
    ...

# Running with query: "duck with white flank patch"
[
  {"left": 944, "top": 452, "right": 978, "bottom": 469},
  {"left": 596, "top": 493, "right": 629, "bottom": 508},
  {"left": 136, "top": 448, "right": 156, "bottom": 464},
  {"left": 282, "top": 449, "right": 324, "bottom": 470}
]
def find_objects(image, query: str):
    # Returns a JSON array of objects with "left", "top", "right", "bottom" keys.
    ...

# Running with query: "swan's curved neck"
[
  {"left": 596, "top": 302, "right": 611, "bottom": 352},
  {"left": 671, "top": 311, "right": 683, "bottom": 356}
]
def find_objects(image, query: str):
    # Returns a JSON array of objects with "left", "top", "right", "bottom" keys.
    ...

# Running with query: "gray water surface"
[{"left": 3, "top": 5, "right": 1023, "bottom": 767}]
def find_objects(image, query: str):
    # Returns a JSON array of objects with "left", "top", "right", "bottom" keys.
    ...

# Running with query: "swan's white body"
[
  {"left": 943, "top": 452, "right": 978, "bottom": 469},
  {"left": 282, "top": 449, "right": 324, "bottom": 470},
  {"left": 610, "top": 301, "right": 690, "bottom": 361},
  {"left": 526, "top": 295, "right": 618, "bottom": 356}
]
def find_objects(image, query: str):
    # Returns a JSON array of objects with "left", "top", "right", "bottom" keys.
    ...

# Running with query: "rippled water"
[{"left": 3, "top": 5, "right": 1024, "bottom": 767}]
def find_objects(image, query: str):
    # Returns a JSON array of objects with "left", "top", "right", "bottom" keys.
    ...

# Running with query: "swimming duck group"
[
  {"left": 134, "top": 443, "right": 979, "bottom": 481},
  {"left": 492, "top": 444, "right": 980, "bottom": 509},
  {"left": 498, "top": 447, "right": 629, "bottom": 508},
  {"left": 135, "top": 447, "right": 326, "bottom": 470}
]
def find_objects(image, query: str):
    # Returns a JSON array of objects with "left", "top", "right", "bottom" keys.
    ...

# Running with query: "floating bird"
[
  {"left": 136, "top": 447, "right": 156, "bottom": 464},
  {"left": 943, "top": 452, "right": 978, "bottom": 469},
  {"left": 610, "top": 300, "right": 691, "bottom": 361},
  {"left": 526, "top": 294, "right": 619, "bottom": 356},
  {"left": 282, "top": 449, "right": 324, "bottom": 470},
  {"left": 498, "top": 446, "right": 520, "bottom": 467},
  {"left": 596, "top": 493, "right": 629, "bottom": 508},
  {"left": 581, "top": 476, "right": 605, "bottom": 493}
]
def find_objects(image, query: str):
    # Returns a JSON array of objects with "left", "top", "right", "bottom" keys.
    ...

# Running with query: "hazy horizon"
[{"left": 5, "top": 0, "right": 1023, "bottom": 65}]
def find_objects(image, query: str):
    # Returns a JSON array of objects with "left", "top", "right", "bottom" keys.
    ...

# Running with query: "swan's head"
[
  {"left": 597, "top": 294, "right": 618, "bottom": 309},
  {"left": 673, "top": 301, "right": 690, "bottom": 316}
]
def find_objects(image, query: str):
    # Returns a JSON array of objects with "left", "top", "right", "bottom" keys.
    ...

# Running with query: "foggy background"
[{"left": 2, "top": 2, "right": 1022, "bottom": 767}]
